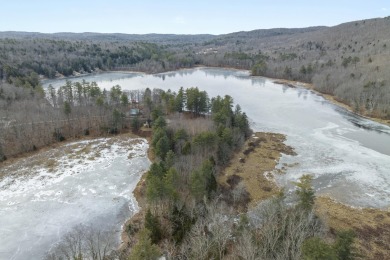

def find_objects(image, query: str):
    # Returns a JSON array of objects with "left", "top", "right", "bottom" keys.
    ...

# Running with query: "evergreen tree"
[
  {"left": 131, "top": 116, "right": 141, "bottom": 132},
  {"left": 334, "top": 230, "right": 356, "bottom": 260},
  {"left": 164, "top": 150, "right": 175, "bottom": 169},
  {"left": 151, "top": 106, "right": 164, "bottom": 120},
  {"left": 153, "top": 116, "right": 167, "bottom": 129},
  {"left": 146, "top": 163, "right": 166, "bottom": 203},
  {"left": 190, "top": 160, "right": 216, "bottom": 200},
  {"left": 63, "top": 101, "right": 71, "bottom": 117},
  {"left": 175, "top": 87, "right": 185, "bottom": 112},
  {"left": 190, "top": 169, "right": 206, "bottom": 200},
  {"left": 155, "top": 135, "right": 170, "bottom": 160},
  {"left": 294, "top": 174, "right": 315, "bottom": 211},
  {"left": 186, "top": 87, "right": 209, "bottom": 115},
  {"left": 128, "top": 228, "right": 160, "bottom": 260},
  {"left": 110, "top": 85, "right": 122, "bottom": 105},
  {"left": 164, "top": 167, "right": 179, "bottom": 201},
  {"left": 144, "top": 209, "right": 162, "bottom": 244},
  {"left": 112, "top": 108, "right": 122, "bottom": 130},
  {"left": 170, "top": 205, "right": 194, "bottom": 244},
  {"left": 120, "top": 92, "right": 129, "bottom": 106},
  {"left": 302, "top": 237, "right": 337, "bottom": 260},
  {"left": 151, "top": 128, "right": 168, "bottom": 148},
  {"left": 0, "top": 144, "right": 6, "bottom": 162},
  {"left": 143, "top": 88, "right": 152, "bottom": 118}
]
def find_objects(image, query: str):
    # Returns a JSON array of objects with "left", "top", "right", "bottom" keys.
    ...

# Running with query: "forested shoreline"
[
  {"left": 0, "top": 74, "right": 360, "bottom": 258},
  {"left": 1, "top": 17, "right": 390, "bottom": 122},
  {"left": 40, "top": 85, "right": 358, "bottom": 259},
  {"left": 1, "top": 16, "right": 390, "bottom": 259}
]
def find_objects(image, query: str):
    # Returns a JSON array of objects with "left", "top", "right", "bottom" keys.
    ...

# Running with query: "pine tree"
[
  {"left": 294, "top": 174, "right": 315, "bottom": 211},
  {"left": 334, "top": 230, "right": 356, "bottom": 260},
  {"left": 302, "top": 237, "right": 337, "bottom": 260},
  {"left": 144, "top": 209, "right": 162, "bottom": 244},
  {"left": 155, "top": 135, "right": 170, "bottom": 160},
  {"left": 128, "top": 228, "right": 160, "bottom": 260}
]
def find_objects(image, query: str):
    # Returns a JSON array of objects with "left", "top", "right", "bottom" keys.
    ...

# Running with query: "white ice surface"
[
  {"left": 42, "top": 68, "right": 390, "bottom": 209},
  {"left": 0, "top": 137, "right": 150, "bottom": 260}
]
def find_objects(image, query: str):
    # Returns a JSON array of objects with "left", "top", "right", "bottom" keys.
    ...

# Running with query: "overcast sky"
[{"left": 1, "top": 0, "right": 389, "bottom": 35}]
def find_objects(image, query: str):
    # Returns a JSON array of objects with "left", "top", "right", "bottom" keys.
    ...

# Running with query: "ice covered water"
[
  {"left": 43, "top": 68, "right": 390, "bottom": 209},
  {"left": 0, "top": 137, "right": 150, "bottom": 260},
  {"left": 3, "top": 68, "right": 388, "bottom": 258}
]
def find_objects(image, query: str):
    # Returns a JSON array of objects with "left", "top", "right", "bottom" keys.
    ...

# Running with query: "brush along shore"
[{"left": 218, "top": 131, "right": 390, "bottom": 259}]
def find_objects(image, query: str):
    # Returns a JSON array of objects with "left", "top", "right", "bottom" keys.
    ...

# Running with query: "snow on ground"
[{"left": 0, "top": 135, "right": 150, "bottom": 260}]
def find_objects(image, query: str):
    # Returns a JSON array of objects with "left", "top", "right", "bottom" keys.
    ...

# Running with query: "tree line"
[
  {"left": 0, "top": 79, "right": 147, "bottom": 160},
  {"left": 119, "top": 88, "right": 355, "bottom": 259},
  {"left": 4, "top": 83, "right": 355, "bottom": 259},
  {"left": 0, "top": 38, "right": 199, "bottom": 86},
  {"left": 3, "top": 17, "right": 389, "bottom": 120},
  {"left": 197, "top": 18, "right": 390, "bottom": 120}
]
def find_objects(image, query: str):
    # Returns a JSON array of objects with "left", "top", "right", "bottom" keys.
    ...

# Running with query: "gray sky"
[{"left": 1, "top": 0, "right": 389, "bottom": 34}]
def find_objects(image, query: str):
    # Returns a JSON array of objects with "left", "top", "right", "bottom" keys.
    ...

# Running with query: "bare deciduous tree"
[{"left": 45, "top": 225, "right": 117, "bottom": 260}]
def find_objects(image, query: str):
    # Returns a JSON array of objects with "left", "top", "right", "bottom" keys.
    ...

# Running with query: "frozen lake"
[
  {"left": 0, "top": 136, "right": 150, "bottom": 260},
  {"left": 43, "top": 68, "right": 390, "bottom": 209},
  {"left": 3, "top": 67, "right": 388, "bottom": 259}
]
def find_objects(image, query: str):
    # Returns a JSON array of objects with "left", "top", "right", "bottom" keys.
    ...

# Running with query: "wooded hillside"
[
  {"left": 199, "top": 17, "right": 390, "bottom": 119},
  {"left": 1, "top": 17, "right": 389, "bottom": 123}
]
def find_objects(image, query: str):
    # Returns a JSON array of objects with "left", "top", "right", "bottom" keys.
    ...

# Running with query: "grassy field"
[
  {"left": 218, "top": 132, "right": 296, "bottom": 207},
  {"left": 316, "top": 197, "right": 390, "bottom": 259},
  {"left": 218, "top": 131, "right": 390, "bottom": 259}
]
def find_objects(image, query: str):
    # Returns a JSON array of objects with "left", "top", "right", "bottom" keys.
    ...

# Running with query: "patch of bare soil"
[
  {"left": 315, "top": 196, "right": 390, "bottom": 259},
  {"left": 218, "top": 132, "right": 296, "bottom": 208}
]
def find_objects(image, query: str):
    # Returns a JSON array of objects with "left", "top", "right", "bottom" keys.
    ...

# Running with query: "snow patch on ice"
[{"left": 0, "top": 136, "right": 150, "bottom": 260}]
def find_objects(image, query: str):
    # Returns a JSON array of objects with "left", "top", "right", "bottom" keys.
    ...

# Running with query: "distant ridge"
[
  {"left": 0, "top": 31, "right": 216, "bottom": 43},
  {"left": 1, "top": 16, "right": 389, "bottom": 120},
  {"left": 0, "top": 26, "right": 327, "bottom": 43},
  {"left": 223, "top": 26, "right": 327, "bottom": 38}
]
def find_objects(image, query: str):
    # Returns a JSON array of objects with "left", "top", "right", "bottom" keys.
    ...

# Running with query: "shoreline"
[
  {"left": 1, "top": 124, "right": 387, "bottom": 257},
  {"left": 315, "top": 196, "right": 390, "bottom": 259},
  {"left": 40, "top": 66, "right": 390, "bottom": 128},
  {"left": 118, "top": 133, "right": 152, "bottom": 252},
  {"left": 0, "top": 128, "right": 140, "bottom": 168},
  {"left": 0, "top": 132, "right": 150, "bottom": 259},
  {"left": 217, "top": 131, "right": 390, "bottom": 259},
  {"left": 217, "top": 132, "right": 296, "bottom": 208},
  {"left": 31, "top": 67, "right": 390, "bottom": 256},
  {"left": 271, "top": 78, "right": 390, "bottom": 128}
]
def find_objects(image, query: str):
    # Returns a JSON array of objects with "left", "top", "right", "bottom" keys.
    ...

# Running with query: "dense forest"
[
  {"left": 1, "top": 17, "right": 390, "bottom": 120},
  {"left": 1, "top": 16, "right": 389, "bottom": 259},
  {"left": 0, "top": 79, "right": 144, "bottom": 159},
  {"left": 43, "top": 86, "right": 356, "bottom": 259},
  {"left": 199, "top": 18, "right": 390, "bottom": 119},
  {"left": 0, "top": 73, "right": 360, "bottom": 258},
  {"left": 121, "top": 90, "right": 355, "bottom": 259}
]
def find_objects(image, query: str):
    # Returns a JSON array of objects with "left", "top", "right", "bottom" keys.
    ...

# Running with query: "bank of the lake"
[
  {"left": 120, "top": 128, "right": 390, "bottom": 259},
  {"left": 8, "top": 63, "right": 390, "bottom": 257},
  {"left": 119, "top": 131, "right": 296, "bottom": 253},
  {"left": 0, "top": 133, "right": 150, "bottom": 260},
  {"left": 315, "top": 197, "right": 390, "bottom": 259},
  {"left": 42, "top": 67, "right": 390, "bottom": 209},
  {"left": 272, "top": 78, "right": 390, "bottom": 128},
  {"left": 119, "top": 131, "right": 152, "bottom": 253},
  {"left": 42, "top": 66, "right": 390, "bottom": 128},
  {"left": 218, "top": 132, "right": 296, "bottom": 207},
  {"left": 218, "top": 131, "right": 390, "bottom": 259}
]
